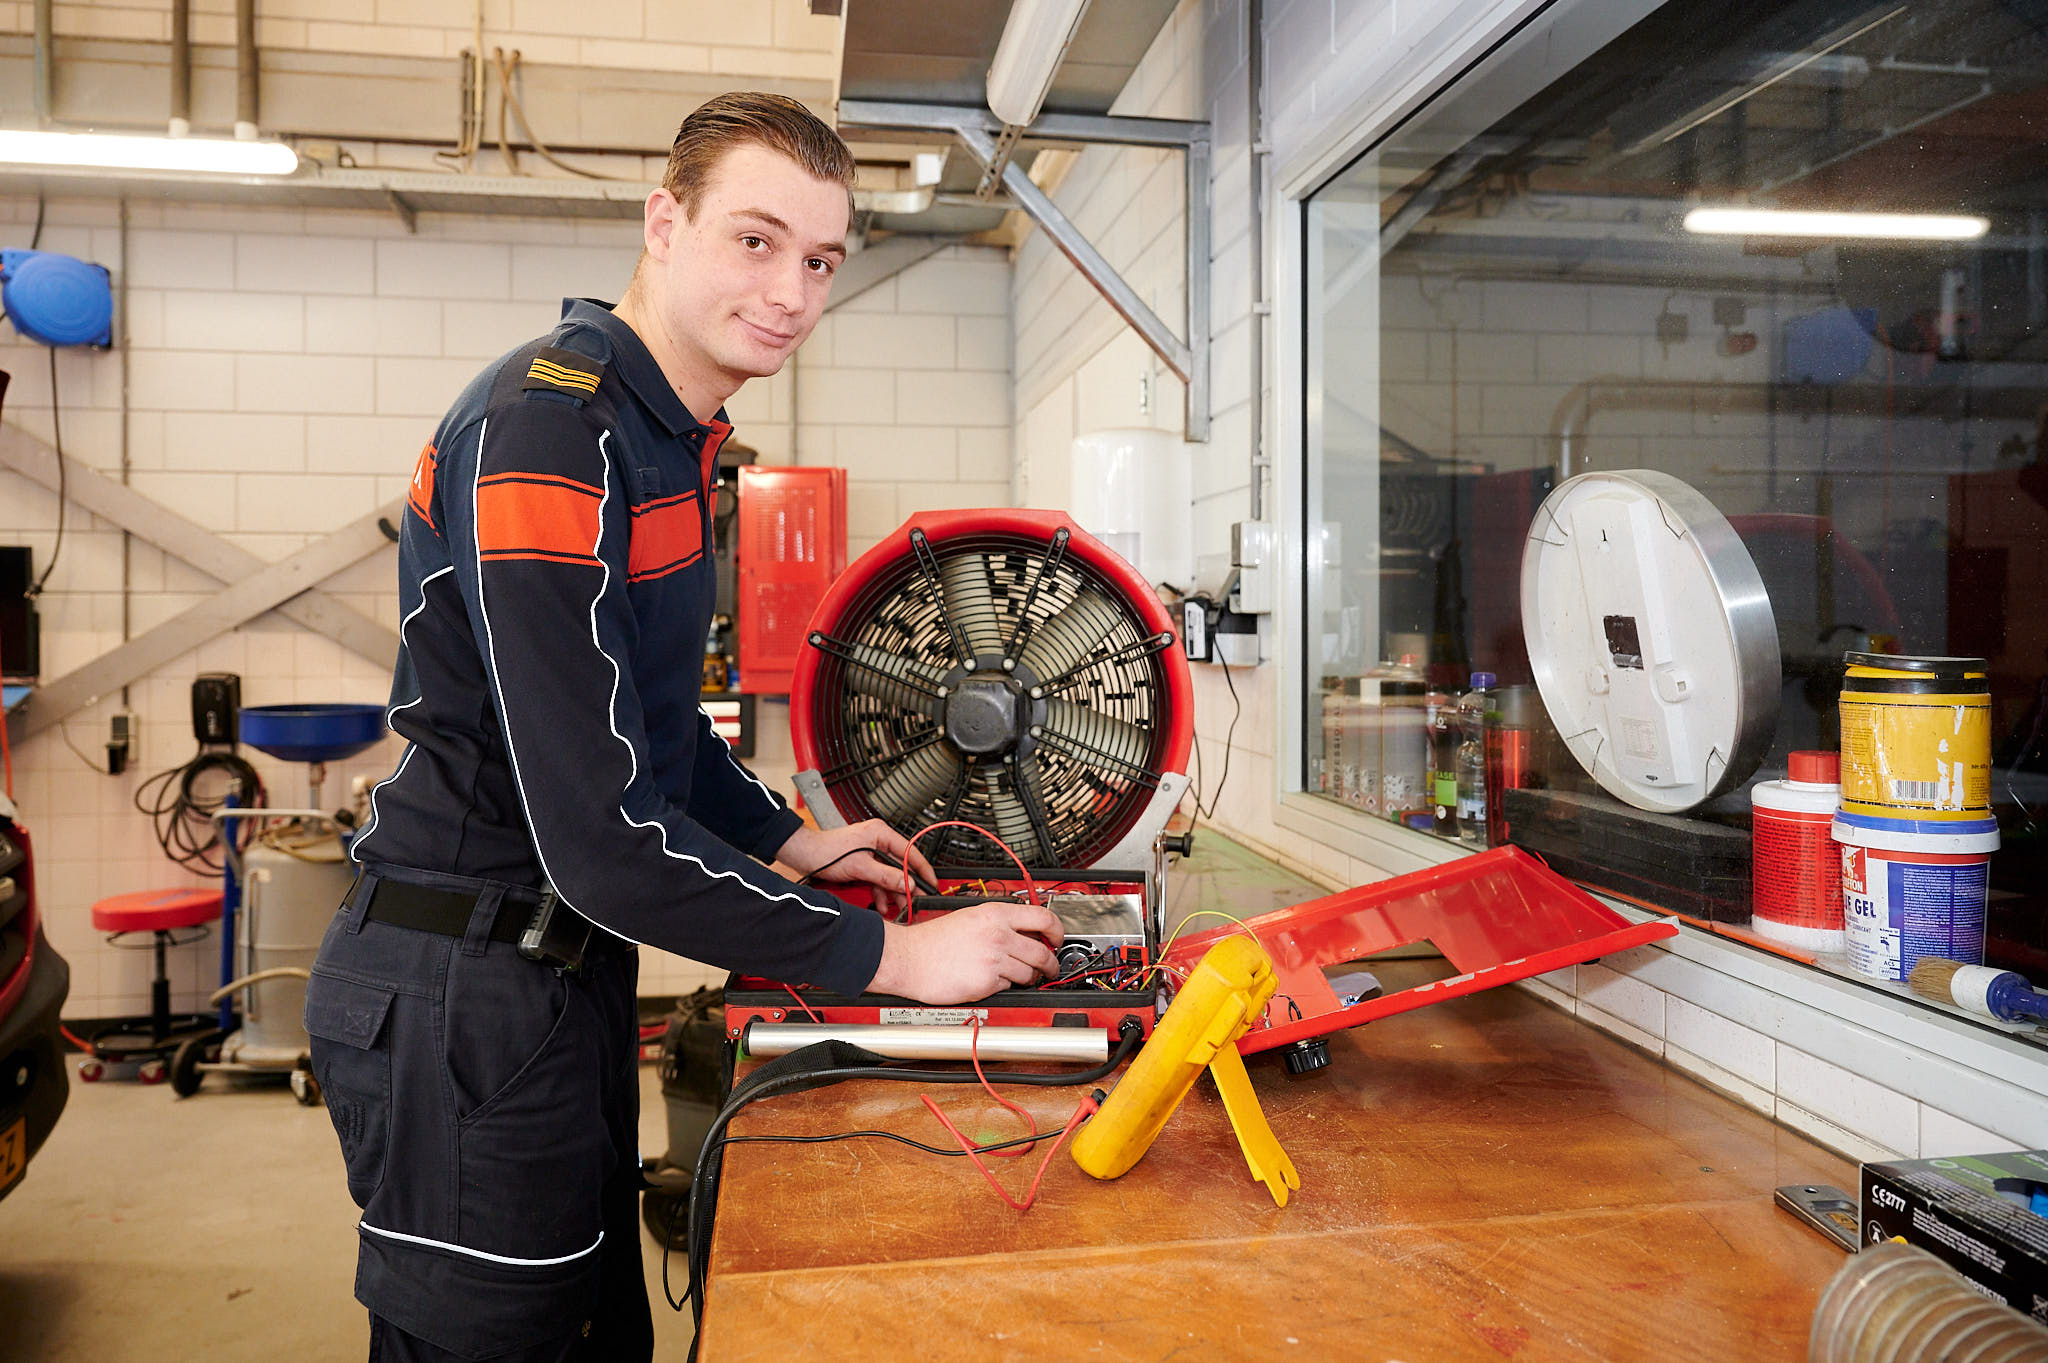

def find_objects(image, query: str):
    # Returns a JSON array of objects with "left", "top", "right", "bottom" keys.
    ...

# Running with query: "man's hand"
[
  {"left": 774, "top": 819, "right": 936, "bottom": 916},
  {"left": 867, "top": 901, "right": 1063, "bottom": 1005}
]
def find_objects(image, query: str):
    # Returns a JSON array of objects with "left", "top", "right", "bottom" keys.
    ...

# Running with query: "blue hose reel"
[{"left": 0, "top": 249, "right": 113, "bottom": 347}]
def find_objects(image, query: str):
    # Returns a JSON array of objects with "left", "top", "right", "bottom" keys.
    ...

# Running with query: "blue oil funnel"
[{"left": 238, "top": 704, "right": 387, "bottom": 764}]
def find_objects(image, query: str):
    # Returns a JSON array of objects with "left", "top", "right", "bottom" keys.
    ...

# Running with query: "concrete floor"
[
  {"left": 0, "top": 827, "right": 1323, "bottom": 1362},
  {"left": 0, "top": 1063, "right": 696, "bottom": 1362}
]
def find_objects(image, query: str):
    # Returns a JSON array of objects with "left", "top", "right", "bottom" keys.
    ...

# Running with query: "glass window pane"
[{"left": 1302, "top": 0, "right": 2048, "bottom": 1008}]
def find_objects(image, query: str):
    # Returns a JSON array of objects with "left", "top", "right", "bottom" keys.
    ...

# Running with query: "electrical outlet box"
[
  {"left": 1181, "top": 598, "right": 1212, "bottom": 661},
  {"left": 1231, "top": 520, "right": 1275, "bottom": 614},
  {"left": 107, "top": 710, "right": 135, "bottom": 775}
]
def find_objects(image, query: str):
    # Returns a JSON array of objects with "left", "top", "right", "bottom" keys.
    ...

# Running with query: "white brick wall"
[{"left": 3, "top": 202, "right": 1009, "bottom": 1018}]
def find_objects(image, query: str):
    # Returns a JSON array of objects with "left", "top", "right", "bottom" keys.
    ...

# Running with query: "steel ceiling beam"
[{"left": 838, "top": 100, "right": 1211, "bottom": 442}]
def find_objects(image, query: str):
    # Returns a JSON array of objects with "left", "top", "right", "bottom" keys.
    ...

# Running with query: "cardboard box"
[{"left": 1861, "top": 1149, "right": 2048, "bottom": 1321}]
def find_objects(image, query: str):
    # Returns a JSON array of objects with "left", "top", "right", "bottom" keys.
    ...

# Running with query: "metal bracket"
[
  {"left": 839, "top": 100, "right": 1211, "bottom": 442},
  {"left": 386, "top": 188, "right": 418, "bottom": 234}
]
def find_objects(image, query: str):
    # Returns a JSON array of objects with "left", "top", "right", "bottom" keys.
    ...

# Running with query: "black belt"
[{"left": 362, "top": 876, "right": 594, "bottom": 969}]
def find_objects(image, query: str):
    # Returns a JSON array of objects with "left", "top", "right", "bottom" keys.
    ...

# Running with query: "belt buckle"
[{"left": 517, "top": 887, "right": 591, "bottom": 972}]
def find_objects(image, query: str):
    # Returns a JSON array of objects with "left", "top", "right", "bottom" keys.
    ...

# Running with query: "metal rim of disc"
[{"left": 1519, "top": 469, "right": 1780, "bottom": 813}]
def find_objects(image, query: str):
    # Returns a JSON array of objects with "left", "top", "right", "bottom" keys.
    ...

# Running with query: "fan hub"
[{"left": 944, "top": 675, "right": 1026, "bottom": 756}]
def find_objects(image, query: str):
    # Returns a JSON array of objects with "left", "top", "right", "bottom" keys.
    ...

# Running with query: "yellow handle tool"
[{"left": 1069, "top": 935, "right": 1302, "bottom": 1206}]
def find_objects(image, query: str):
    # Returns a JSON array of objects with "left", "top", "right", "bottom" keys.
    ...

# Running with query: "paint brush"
[{"left": 1906, "top": 957, "right": 2048, "bottom": 1024}]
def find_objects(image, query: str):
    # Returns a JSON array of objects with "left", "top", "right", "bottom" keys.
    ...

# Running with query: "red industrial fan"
[
  {"left": 789, "top": 508, "right": 1192, "bottom": 871},
  {"left": 723, "top": 510, "right": 1194, "bottom": 1038}
]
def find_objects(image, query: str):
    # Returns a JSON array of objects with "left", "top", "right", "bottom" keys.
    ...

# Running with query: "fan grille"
[{"left": 807, "top": 527, "right": 1175, "bottom": 869}]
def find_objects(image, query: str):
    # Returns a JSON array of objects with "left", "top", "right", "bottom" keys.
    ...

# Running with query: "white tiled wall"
[
  {"left": 3, "top": 192, "right": 1010, "bottom": 1017},
  {"left": 1519, "top": 952, "right": 2048, "bottom": 1163},
  {"left": 0, "top": 0, "right": 839, "bottom": 79}
]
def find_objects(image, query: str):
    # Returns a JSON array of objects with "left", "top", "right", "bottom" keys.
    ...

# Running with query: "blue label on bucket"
[{"left": 1842, "top": 844, "right": 1987, "bottom": 981}]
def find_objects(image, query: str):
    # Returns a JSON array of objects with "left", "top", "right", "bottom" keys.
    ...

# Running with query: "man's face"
[{"left": 646, "top": 142, "right": 848, "bottom": 393}]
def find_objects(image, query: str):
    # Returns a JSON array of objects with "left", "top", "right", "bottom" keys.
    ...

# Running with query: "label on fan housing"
[{"left": 878, "top": 1007, "right": 991, "bottom": 1025}]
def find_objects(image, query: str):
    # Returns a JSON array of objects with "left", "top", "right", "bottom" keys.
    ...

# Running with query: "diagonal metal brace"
[
  {"left": 9, "top": 499, "right": 405, "bottom": 743},
  {"left": 0, "top": 424, "right": 402, "bottom": 671}
]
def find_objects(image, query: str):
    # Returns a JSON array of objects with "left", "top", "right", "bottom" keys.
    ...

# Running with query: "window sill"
[{"left": 1274, "top": 791, "right": 2048, "bottom": 1153}]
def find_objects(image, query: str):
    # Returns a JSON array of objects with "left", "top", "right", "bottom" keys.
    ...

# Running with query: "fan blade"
[
  {"left": 865, "top": 743, "right": 965, "bottom": 825},
  {"left": 937, "top": 552, "right": 1006, "bottom": 659},
  {"left": 844, "top": 644, "right": 944, "bottom": 719},
  {"left": 987, "top": 779, "right": 1045, "bottom": 865},
  {"left": 1018, "top": 590, "right": 1125, "bottom": 680},
  {"left": 1041, "top": 699, "right": 1151, "bottom": 777}
]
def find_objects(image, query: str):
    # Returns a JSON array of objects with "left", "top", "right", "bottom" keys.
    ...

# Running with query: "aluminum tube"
[
  {"left": 234, "top": 0, "right": 257, "bottom": 139},
  {"left": 745, "top": 1022, "right": 1112, "bottom": 1063},
  {"left": 170, "top": 0, "right": 191, "bottom": 136}
]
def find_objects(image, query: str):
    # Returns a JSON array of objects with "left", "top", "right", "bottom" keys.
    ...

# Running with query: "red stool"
[{"left": 84, "top": 887, "right": 224, "bottom": 1083}]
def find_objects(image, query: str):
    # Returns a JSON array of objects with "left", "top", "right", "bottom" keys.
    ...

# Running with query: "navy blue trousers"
[{"left": 307, "top": 867, "right": 653, "bottom": 1362}]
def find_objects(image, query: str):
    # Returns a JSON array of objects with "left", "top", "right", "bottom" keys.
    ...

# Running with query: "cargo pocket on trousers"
[{"left": 304, "top": 972, "right": 397, "bottom": 1207}]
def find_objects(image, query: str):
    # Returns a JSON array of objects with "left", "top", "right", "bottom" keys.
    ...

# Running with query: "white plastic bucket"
[{"left": 1834, "top": 812, "right": 1999, "bottom": 982}]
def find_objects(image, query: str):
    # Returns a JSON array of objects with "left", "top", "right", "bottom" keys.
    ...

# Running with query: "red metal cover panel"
[
  {"left": 1161, "top": 846, "right": 1679, "bottom": 1056},
  {"left": 737, "top": 467, "right": 847, "bottom": 696}
]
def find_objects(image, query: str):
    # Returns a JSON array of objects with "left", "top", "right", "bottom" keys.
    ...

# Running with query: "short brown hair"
[{"left": 663, "top": 92, "right": 856, "bottom": 225}]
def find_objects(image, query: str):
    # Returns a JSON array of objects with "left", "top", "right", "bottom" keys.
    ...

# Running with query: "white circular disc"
[{"left": 1520, "top": 470, "right": 1780, "bottom": 813}]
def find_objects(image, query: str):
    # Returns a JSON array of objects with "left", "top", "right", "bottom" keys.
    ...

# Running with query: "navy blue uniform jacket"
[{"left": 350, "top": 298, "right": 884, "bottom": 994}]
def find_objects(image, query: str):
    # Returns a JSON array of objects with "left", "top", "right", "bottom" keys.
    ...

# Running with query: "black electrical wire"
[
  {"left": 1188, "top": 656, "right": 1242, "bottom": 822},
  {"left": 795, "top": 846, "right": 866, "bottom": 885},
  {"left": 676, "top": 1022, "right": 1142, "bottom": 1356},
  {"left": 657, "top": 1122, "right": 1059, "bottom": 1314},
  {"left": 133, "top": 749, "right": 265, "bottom": 872},
  {"left": 26, "top": 349, "right": 64, "bottom": 598},
  {"left": 28, "top": 191, "right": 43, "bottom": 250}
]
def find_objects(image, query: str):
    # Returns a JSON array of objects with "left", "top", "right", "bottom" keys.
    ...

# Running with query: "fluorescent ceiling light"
[
  {"left": 0, "top": 129, "right": 298, "bottom": 176},
  {"left": 986, "top": 0, "right": 1093, "bottom": 128},
  {"left": 1682, "top": 207, "right": 1987, "bottom": 240}
]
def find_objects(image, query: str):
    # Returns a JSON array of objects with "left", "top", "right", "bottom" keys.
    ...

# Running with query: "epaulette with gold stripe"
[{"left": 522, "top": 347, "right": 605, "bottom": 401}]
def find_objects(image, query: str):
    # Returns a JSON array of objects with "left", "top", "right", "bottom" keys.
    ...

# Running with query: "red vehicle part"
[
  {"left": 1162, "top": 846, "right": 1679, "bottom": 1057},
  {"left": 737, "top": 465, "right": 847, "bottom": 697},
  {"left": 0, "top": 819, "right": 36, "bottom": 1022}
]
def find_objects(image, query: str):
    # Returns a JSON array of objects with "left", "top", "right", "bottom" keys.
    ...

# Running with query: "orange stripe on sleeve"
[
  {"left": 628, "top": 491, "right": 703, "bottom": 581},
  {"left": 408, "top": 441, "right": 438, "bottom": 530},
  {"left": 477, "top": 474, "right": 603, "bottom": 565}
]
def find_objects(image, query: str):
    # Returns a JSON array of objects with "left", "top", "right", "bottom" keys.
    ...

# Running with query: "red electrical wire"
[
  {"left": 899, "top": 820, "right": 1038, "bottom": 908},
  {"left": 968, "top": 1018, "right": 1036, "bottom": 1158},
  {"left": 921, "top": 1090, "right": 1097, "bottom": 1212},
  {"left": 783, "top": 983, "right": 825, "bottom": 1023}
]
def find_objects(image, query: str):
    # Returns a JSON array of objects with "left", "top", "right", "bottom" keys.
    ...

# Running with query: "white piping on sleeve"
[
  {"left": 704, "top": 705, "right": 781, "bottom": 807},
  {"left": 589, "top": 434, "right": 839, "bottom": 918},
  {"left": 349, "top": 563, "right": 457, "bottom": 867},
  {"left": 358, "top": 1221, "right": 603, "bottom": 1268}
]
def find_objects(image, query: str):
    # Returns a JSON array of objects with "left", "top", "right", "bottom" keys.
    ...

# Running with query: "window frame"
[{"left": 1264, "top": 0, "right": 2048, "bottom": 1147}]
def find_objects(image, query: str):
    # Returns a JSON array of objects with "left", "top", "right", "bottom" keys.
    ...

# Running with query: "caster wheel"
[
  {"left": 170, "top": 1032, "right": 217, "bottom": 1098},
  {"left": 138, "top": 1059, "right": 169, "bottom": 1085},
  {"left": 291, "top": 1067, "right": 322, "bottom": 1107},
  {"left": 78, "top": 1059, "right": 104, "bottom": 1083},
  {"left": 642, "top": 1185, "right": 691, "bottom": 1251}
]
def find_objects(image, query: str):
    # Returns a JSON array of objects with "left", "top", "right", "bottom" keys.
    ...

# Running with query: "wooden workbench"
[{"left": 699, "top": 961, "right": 1855, "bottom": 1360}]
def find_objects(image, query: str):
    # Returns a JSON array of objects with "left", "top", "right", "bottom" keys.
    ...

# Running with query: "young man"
[{"left": 306, "top": 92, "right": 1062, "bottom": 1362}]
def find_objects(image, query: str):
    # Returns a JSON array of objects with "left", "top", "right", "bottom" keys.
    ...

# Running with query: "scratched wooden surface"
[{"left": 699, "top": 957, "right": 1855, "bottom": 1361}]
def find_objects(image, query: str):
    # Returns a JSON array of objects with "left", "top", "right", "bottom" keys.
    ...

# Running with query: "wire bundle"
[{"left": 133, "top": 749, "right": 265, "bottom": 873}]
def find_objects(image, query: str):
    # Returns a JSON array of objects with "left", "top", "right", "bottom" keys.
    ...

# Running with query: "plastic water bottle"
[{"left": 1456, "top": 672, "right": 1495, "bottom": 848}]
